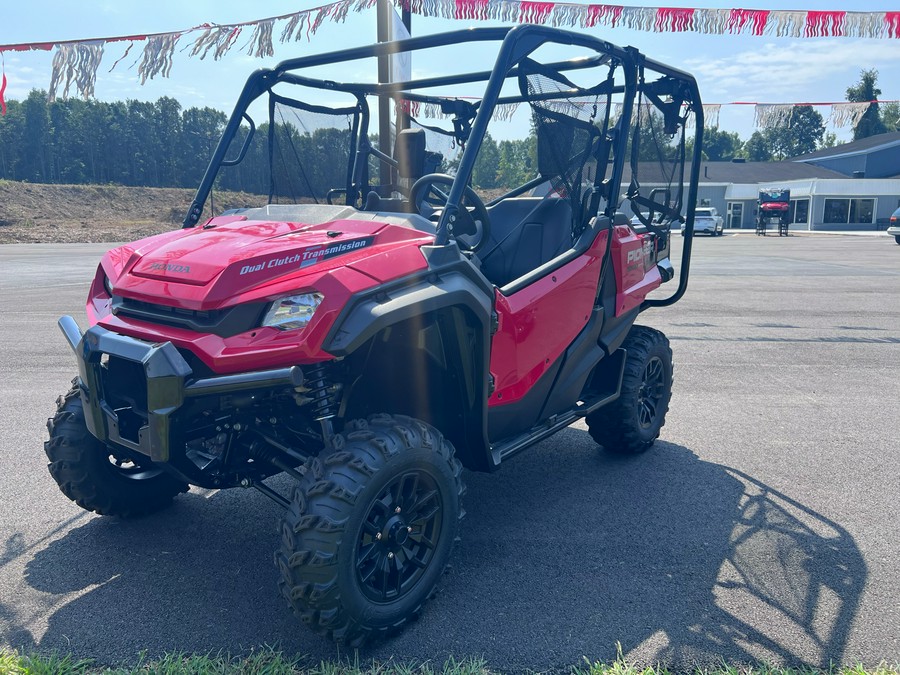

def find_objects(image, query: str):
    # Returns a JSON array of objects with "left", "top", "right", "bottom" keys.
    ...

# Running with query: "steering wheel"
[{"left": 409, "top": 173, "right": 491, "bottom": 254}]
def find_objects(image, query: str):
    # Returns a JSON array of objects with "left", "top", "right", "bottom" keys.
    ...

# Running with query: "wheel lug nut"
[
  {"left": 375, "top": 532, "right": 382, "bottom": 540},
  {"left": 387, "top": 552, "right": 395, "bottom": 559},
  {"left": 395, "top": 506, "right": 401, "bottom": 513},
  {"left": 407, "top": 526, "right": 413, "bottom": 533}
]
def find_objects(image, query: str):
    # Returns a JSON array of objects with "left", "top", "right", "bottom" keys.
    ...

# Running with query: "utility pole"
[
  {"left": 399, "top": 5, "right": 411, "bottom": 133},
  {"left": 376, "top": 0, "right": 412, "bottom": 188},
  {"left": 376, "top": 0, "right": 392, "bottom": 188}
]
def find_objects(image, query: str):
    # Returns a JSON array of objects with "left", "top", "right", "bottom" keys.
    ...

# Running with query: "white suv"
[
  {"left": 681, "top": 207, "right": 724, "bottom": 236},
  {"left": 887, "top": 207, "right": 900, "bottom": 245}
]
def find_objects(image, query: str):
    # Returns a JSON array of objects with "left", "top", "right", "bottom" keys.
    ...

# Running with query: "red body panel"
[
  {"left": 89, "top": 217, "right": 433, "bottom": 373},
  {"left": 609, "top": 225, "right": 662, "bottom": 316},
  {"left": 488, "top": 231, "right": 608, "bottom": 407},
  {"left": 760, "top": 202, "right": 790, "bottom": 212}
]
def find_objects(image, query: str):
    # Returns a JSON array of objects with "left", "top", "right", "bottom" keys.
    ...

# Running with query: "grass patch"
[
  {"left": 573, "top": 662, "right": 900, "bottom": 675},
  {"left": 0, "top": 647, "right": 897, "bottom": 675}
]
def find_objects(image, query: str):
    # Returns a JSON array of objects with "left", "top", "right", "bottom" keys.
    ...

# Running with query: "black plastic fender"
[{"left": 323, "top": 243, "right": 496, "bottom": 471}]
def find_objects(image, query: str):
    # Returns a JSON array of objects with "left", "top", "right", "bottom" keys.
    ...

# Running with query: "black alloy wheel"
[
  {"left": 277, "top": 414, "right": 464, "bottom": 646},
  {"left": 636, "top": 355, "right": 666, "bottom": 432},
  {"left": 585, "top": 325, "right": 673, "bottom": 454},
  {"left": 356, "top": 469, "right": 443, "bottom": 602}
]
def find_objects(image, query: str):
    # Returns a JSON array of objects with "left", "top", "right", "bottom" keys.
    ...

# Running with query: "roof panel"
[{"left": 791, "top": 131, "right": 900, "bottom": 161}]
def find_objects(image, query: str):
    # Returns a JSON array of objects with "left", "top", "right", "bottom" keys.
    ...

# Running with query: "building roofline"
[{"left": 791, "top": 130, "right": 900, "bottom": 161}]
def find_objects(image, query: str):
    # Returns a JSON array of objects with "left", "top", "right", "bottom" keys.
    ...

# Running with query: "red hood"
[{"left": 104, "top": 214, "right": 433, "bottom": 308}]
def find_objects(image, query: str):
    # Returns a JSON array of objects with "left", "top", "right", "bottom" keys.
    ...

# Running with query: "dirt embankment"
[{"left": 0, "top": 181, "right": 262, "bottom": 244}]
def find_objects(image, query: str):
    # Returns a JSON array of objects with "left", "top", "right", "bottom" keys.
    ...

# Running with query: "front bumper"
[
  {"left": 59, "top": 316, "right": 304, "bottom": 463},
  {"left": 682, "top": 222, "right": 717, "bottom": 235}
]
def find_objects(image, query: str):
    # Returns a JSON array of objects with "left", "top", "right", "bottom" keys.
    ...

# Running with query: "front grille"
[
  {"left": 103, "top": 354, "right": 148, "bottom": 413},
  {"left": 112, "top": 297, "right": 267, "bottom": 338}
]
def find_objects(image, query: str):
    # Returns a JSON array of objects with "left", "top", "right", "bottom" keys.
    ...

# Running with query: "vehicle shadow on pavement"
[
  {"left": 410, "top": 430, "right": 866, "bottom": 670},
  {"left": 21, "top": 429, "right": 865, "bottom": 671}
]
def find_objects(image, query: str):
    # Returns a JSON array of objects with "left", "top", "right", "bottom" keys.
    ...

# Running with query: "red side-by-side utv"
[{"left": 46, "top": 25, "right": 704, "bottom": 644}]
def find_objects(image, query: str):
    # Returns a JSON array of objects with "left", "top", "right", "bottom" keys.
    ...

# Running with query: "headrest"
[{"left": 394, "top": 128, "right": 427, "bottom": 180}]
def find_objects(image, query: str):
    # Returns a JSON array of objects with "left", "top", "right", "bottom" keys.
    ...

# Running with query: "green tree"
[
  {"left": 181, "top": 106, "right": 228, "bottom": 187},
  {"left": 48, "top": 98, "right": 91, "bottom": 183},
  {"left": 819, "top": 132, "right": 838, "bottom": 149},
  {"left": 0, "top": 98, "right": 25, "bottom": 178},
  {"left": 628, "top": 112, "right": 678, "bottom": 162},
  {"left": 846, "top": 68, "right": 888, "bottom": 140},
  {"left": 154, "top": 97, "right": 183, "bottom": 187},
  {"left": 496, "top": 134, "right": 536, "bottom": 188},
  {"left": 687, "top": 127, "right": 743, "bottom": 161},
  {"left": 100, "top": 101, "right": 132, "bottom": 184},
  {"left": 744, "top": 131, "right": 773, "bottom": 162},
  {"left": 472, "top": 133, "right": 500, "bottom": 188},
  {"left": 742, "top": 106, "right": 824, "bottom": 161},
  {"left": 20, "top": 90, "right": 52, "bottom": 181},
  {"left": 774, "top": 105, "right": 825, "bottom": 158},
  {"left": 880, "top": 101, "right": 900, "bottom": 132},
  {"left": 125, "top": 100, "right": 162, "bottom": 186}
]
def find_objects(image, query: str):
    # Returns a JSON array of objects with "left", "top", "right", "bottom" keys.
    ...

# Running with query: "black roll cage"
[{"left": 183, "top": 24, "right": 704, "bottom": 307}]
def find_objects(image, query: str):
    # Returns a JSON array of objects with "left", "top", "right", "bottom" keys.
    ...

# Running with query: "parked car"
[
  {"left": 681, "top": 207, "right": 724, "bottom": 236},
  {"left": 888, "top": 206, "right": 900, "bottom": 245}
]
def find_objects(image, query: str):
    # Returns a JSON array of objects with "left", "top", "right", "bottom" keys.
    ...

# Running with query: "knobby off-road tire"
[
  {"left": 586, "top": 326, "right": 673, "bottom": 454},
  {"left": 276, "top": 414, "right": 465, "bottom": 646},
  {"left": 44, "top": 380, "right": 188, "bottom": 517}
]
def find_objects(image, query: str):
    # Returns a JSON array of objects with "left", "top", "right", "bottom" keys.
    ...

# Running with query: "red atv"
[{"left": 46, "top": 25, "right": 704, "bottom": 645}]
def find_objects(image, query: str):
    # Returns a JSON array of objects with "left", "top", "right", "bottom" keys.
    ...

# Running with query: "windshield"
[{"left": 185, "top": 25, "right": 702, "bottom": 274}]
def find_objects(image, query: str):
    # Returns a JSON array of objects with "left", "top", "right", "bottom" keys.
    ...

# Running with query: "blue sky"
[{"left": 2, "top": 0, "right": 899, "bottom": 142}]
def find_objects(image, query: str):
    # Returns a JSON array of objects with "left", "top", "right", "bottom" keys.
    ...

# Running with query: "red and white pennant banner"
[
  {"left": 435, "top": 3, "right": 900, "bottom": 40},
  {"left": 0, "top": 3, "right": 898, "bottom": 110}
]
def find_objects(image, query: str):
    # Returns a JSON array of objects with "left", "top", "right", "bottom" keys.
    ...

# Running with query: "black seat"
[
  {"left": 475, "top": 119, "right": 584, "bottom": 287},
  {"left": 478, "top": 197, "right": 573, "bottom": 288},
  {"left": 364, "top": 128, "right": 440, "bottom": 212}
]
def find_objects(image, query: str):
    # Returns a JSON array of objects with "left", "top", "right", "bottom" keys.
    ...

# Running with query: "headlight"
[
  {"left": 262, "top": 292, "right": 324, "bottom": 331},
  {"left": 103, "top": 273, "right": 114, "bottom": 296}
]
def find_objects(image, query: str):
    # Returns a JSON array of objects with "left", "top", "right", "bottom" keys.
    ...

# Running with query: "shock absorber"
[{"left": 305, "top": 361, "right": 338, "bottom": 444}]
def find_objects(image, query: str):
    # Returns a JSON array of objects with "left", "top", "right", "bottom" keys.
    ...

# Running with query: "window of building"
[
  {"left": 790, "top": 199, "right": 809, "bottom": 224},
  {"left": 824, "top": 198, "right": 876, "bottom": 224},
  {"left": 849, "top": 198, "right": 875, "bottom": 223}
]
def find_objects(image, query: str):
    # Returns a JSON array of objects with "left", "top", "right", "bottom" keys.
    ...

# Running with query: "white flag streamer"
[
  {"left": 754, "top": 103, "right": 795, "bottom": 128},
  {"left": 48, "top": 41, "right": 105, "bottom": 101},
  {"left": 830, "top": 102, "right": 871, "bottom": 128},
  {"left": 138, "top": 33, "right": 180, "bottom": 83},
  {"left": 7, "top": 3, "right": 900, "bottom": 106},
  {"left": 245, "top": 19, "right": 275, "bottom": 58},
  {"left": 702, "top": 104, "right": 721, "bottom": 128}
]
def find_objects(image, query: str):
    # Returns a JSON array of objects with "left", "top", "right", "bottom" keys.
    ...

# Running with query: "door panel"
[{"left": 489, "top": 251, "right": 603, "bottom": 408}]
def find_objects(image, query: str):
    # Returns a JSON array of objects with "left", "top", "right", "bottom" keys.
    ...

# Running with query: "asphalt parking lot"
[{"left": 1, "top": 233, "right": 898, "bottom": 672}]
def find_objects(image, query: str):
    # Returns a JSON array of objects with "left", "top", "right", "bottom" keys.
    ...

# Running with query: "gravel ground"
[{"left": 0, "top": 182, "right": 262, "bottom": 244}]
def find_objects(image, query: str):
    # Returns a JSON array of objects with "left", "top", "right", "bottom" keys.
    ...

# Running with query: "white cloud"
[{"left": 684, "top": 39, "right": 900, "bottom": 102}]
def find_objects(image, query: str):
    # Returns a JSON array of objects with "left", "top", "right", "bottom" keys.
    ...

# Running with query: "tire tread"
[
  {"left": 586, "top": 326, "right": 673, "bottom": 454},
  {"left": 44, "top": 379, "right": 187, "bottom": 518},
  {"left": 276, "top": 414, "right": 464, "bottom": 646}
]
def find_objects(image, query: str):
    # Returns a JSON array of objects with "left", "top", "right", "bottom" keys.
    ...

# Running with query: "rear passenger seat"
[{"left": 478, "top": 197, "right": 573, "bottom": 287}]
